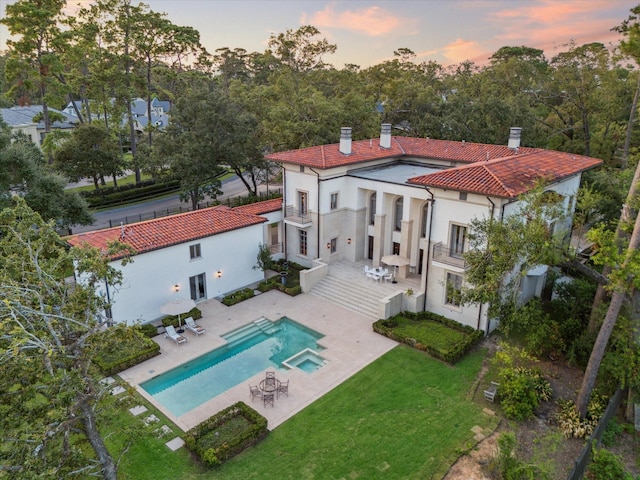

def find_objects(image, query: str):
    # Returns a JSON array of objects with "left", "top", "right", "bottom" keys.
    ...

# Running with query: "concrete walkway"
[{"left": 119, "top": 290, "right": 397, "bottom": 432}]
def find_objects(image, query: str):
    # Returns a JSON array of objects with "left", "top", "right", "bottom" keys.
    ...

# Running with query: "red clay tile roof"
[
  {"left": 265, "top": 136, "right": 539, "bottom": 168},
  {"left": 232, "top": 197, "right": 282, "bottom": 215},
  {"left": 67, "top": 205, "right": 267, "bottom": 259},
  {"left": 408, "top": 150, "right": 602, "bottom": 198}
]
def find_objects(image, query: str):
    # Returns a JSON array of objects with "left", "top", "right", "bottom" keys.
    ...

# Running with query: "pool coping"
[{"left": 119, "top": 290, "right": 398, "bottom": 432}]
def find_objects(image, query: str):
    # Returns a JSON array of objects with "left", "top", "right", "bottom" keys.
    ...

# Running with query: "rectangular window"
[
  {"left": 330, "top": 237, "right": 337, "bottom": 253},
  {"left": 299, "top": 230, "right": 308, "bottom": 256},
  {"left": 298, "top": 191, "right": 308, "bottom": 216},
  {"left": 330, "top": 192, "right": 339, "bottom": 210},
  {"left": 445, "top": 272, "right": 463, "bottom": 307},
  {"left": 189, "top": 273, "right": 206, "bottom": 301},
  {"left": 189, "top": 243, "right": 201, "bottom": 259},
  {"left": 450, "top": 224, "right": 467, "bottom": 257},
  {"left": 459, "top": 192, "right": 467, "bottom": 201}
]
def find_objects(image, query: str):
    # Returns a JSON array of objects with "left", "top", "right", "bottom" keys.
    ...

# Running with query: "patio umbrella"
[
  {"left": 380, "top": 254, "right": 411, "bottom": 281},
  {"left": 160, "top": 298, "right": 196, "bottom": 332}
]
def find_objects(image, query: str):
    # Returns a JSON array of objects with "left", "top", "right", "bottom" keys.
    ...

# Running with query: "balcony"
[
  {"left": 284, "top": 205, "right": 313, "bottom": 228},
  {"left": 432, "top": 242, "right": 467, "bottom": 269},
  {"left": 268, "top": 242, "right": 283, "bottom": 254}
]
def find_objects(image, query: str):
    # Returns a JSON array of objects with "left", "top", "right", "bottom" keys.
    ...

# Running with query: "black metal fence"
[{"left": 566, "top": 388, "right": 625, "bottom": 480}]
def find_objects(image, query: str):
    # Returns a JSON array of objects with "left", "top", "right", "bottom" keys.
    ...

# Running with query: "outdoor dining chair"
[
  {"left": 277, "top": 379, "right": 289, "bottom": 398},
  {"left": 263, "top": 393, "right": 274, "bottom": 408},
  {"left": 249, "top": 385, "right": 262, "bottom": 402}
]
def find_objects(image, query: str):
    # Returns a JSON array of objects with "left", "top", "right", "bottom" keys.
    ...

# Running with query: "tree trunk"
[
  {"left": 576, "top": 208, "right": 640, "bottom": 418},
  {"left": 622, "top": 72, "right": 640, "bottom": 168},
  {"left": 78, "top": 398, "right": 117, "bottom": 480},
  {"left": 588, "top": 155, "right": 640, "bottom": 332}
]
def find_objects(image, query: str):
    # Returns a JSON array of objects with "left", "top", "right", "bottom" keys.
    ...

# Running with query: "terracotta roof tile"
[
  {"left": 265, "top": 136, "right": 539, "bottom": 168},
  {"left": 232, "top": 197, "right": 282, "bottom": 215},
  {"left": 408, "top": 150, "right": 602, "bottom": 198},
  {"left": 67, "top": 205, "right": 266, "bottom": 259}
]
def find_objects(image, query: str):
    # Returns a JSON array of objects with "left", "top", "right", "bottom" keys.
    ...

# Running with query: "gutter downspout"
[
  {"left": 422, "top": 187, "right": 435, "bottom": 311},
  {"left": 282, "top": 164, "right": 287, "bottom": 260},
  {"left": 479, "top": 197, "right": 496, "bottom": 334},
  {"left": 310, "top": 167, "right": 321, "bottom": 259}
]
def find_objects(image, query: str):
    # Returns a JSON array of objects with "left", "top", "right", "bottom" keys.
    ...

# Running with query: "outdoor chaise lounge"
[
  {"left": 184, "top": 317, "right": 206, "bottom": 336},
  {"left": 165, "top": 325, "right": 187, "bottom": 345}
]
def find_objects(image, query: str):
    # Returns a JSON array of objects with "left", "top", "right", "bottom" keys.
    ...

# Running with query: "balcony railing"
[
  {"left": 284, "top": 205, "right": 313, "bottom": 226},
  {"left": 432, "top": 242, "right": 467, "bottom": 269}
]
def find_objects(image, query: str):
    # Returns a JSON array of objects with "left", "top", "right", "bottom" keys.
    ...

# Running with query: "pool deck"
[{"left": 119, "top": 290, "right": 397, "bottom": 432}]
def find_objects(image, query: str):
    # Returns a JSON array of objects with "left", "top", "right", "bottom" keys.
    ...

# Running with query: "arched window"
[
  {"left": 394, "top": 197, "right": 403, "bottom": 231},
  {"left": 369, "top": 192, "right": 376, "bottom": 225}
]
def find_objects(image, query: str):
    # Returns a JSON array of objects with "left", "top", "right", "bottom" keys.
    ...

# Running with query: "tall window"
[
  {"left": 329, "top": 237, "right": 337, "bottom": 253},
  {"left": 330, "top": 192, "right": 338, "bottom": 210},
  {"left": 421, "top": 204, "right": 429, "bottom": 238},
  {"left": 189, "top": 273, "right": 206, "bottom": 301},
  {"left": 450, "top": 224, "right": 467, "bottom": 257},
  {"left": 369, "top": 192, "right": 376, "bottom": 225},
  {"left": 394, "top": 197, "right": 403, "bottom": 231},
  {"left": 189, "top": 243, "right": 201, "bottom": 259},
  {"left": 445, "top": 272, "right": 463, "bottom": 307},
  {"left": 298, "top": 191, "right": 308, "bottom": 215},
  {"left": 299, "top": 229, "right": 308, "bottom": 256}
]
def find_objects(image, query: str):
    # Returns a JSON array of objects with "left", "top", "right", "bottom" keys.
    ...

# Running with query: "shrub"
[
  {"left": 221, "top": 288, "right": 255, "bottom": 306},
  {"left": 184, "top": 402, "right": 268, "bottom": 467},
  {"left": 587, "top": 446, "right": 634, "bottom": 480},
  {"left": 485, "top": 432, "right": 550, "bottom": 480},
  {"left": 556, "top": 392, "right": 608, "bottom": 439},
  {"left": 161, "top": 307, "right": 202, "bottom": 327},
  {"left": 91, "top": 324, "right": 160, "bottom": 376},
  {"left": 137, "top": 323, "right": 159, "bottom": 338}
]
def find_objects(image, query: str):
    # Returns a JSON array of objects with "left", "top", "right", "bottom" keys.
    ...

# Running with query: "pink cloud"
[
  {"left": 441, "top": 38, "right": 486, "bottom": 63},
  {"left": 303, "top": 4, "right": 413, "bottom": 37}
]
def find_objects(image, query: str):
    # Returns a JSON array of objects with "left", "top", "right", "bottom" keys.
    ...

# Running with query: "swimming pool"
[{"left": 140, "top": 317, "right": 325, "bottom": 416}]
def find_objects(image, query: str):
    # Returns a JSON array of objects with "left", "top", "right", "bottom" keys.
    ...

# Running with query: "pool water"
[{"left": 140, "top": 317, "right": 324, "bottom": 416}]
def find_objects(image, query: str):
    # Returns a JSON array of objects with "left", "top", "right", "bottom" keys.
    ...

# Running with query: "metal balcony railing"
[
  {"left": 432, "top": 242, "right": 467, "bottom": 268},
  {"left": 284, "top": 205, "right": 312, "bottom": 225}
]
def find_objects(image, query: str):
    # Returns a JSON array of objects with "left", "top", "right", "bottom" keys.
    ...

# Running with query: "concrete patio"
[{"left": 119, "top": 288, "right": 398, "bottom": 432}]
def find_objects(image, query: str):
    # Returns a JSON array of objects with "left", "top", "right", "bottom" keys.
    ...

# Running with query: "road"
[{"left": 71, "top": 175, "right": 277, "bottom": 234}]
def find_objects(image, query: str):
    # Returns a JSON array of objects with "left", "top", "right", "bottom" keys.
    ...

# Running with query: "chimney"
[
  {"left": 380, "top": 123, "right": 391, "bottom": 149},
  {"left": 508, "top": 127, "right": 522, "bottom": 150},
  {"left": 339, "top": 127, "right": 352, "bottom": 155}
]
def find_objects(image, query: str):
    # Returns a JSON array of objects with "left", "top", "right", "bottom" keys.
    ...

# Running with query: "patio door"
[
  {"left": 367, "top": 235, "right": 374, "bottom": 259},
  {"left": 189, "top": 273, "right": 206, "bottom": 301}
]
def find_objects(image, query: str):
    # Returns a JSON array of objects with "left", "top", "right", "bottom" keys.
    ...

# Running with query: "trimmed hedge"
[
  {"left": 81, "top": 180, "right": 182, "bottom": 208},
  {"left": 161, "top": 307, "right": 202, "bottom": 328},
  {"left": 221, "top": 288, "right": 255, "bottom": 306},
  {"left": 184, "top": 401, "right": 268, "bottom": 467},
  {"left": 373, "top": 311, "right": 484, "bottom": 364},
  {"left": 91, "top": 326, "right": 161, "bottom": 376},
  {"left": 137, "top": 323, "right": 159, "bottom": 338}
]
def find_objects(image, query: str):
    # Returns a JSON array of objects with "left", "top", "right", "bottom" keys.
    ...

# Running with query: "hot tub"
[{"left": 282, "top": 348, "right": 327, "bottom": 373}]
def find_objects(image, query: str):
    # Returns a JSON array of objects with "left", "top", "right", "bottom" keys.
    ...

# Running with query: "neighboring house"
[
  {"left": 0, "top": 105, "right": 79, "bottom": 144},
  {"left": 265, "top": 125, "right": 602, "bottom": 333},
  {"left": 67, "top": 198, "right": 283, "bottom": 325}
]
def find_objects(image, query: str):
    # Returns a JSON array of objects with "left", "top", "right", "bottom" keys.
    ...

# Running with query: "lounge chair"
[
  {"left": 164, "top": 325, "right": 187, "bottom": 345},
  {"left": 277, "top": 379, "right": 289, "bottom": 398},
  {"left": 249, "top": 384, "right": 262, "bottom": 402},
  {"left": 184, "top": 317, "right": 206, "bottom": 336}
]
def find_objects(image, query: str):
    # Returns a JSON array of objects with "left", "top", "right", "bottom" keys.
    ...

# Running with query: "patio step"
[
  {"left": 222, "top": 323, "right": 262, "bottom": 345},
  {"left": 310, "top": 274, "right": 396, "bottom": 319},
  {"left": 254, "top": 317, "right": 281, "bottom": 335}
]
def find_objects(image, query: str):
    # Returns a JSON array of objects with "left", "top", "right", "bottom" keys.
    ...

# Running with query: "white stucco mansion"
[{"left": 68, "top": 125, "right": 601, "bottom": 331}]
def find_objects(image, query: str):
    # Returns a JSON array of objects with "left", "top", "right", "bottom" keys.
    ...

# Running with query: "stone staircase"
[{"left": 309, "top": 262, "right": 405, "bottom": 319}]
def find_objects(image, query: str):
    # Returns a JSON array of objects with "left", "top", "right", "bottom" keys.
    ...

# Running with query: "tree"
[
  {"left": 53, "top": 122, "right": 125, "bottom": 189},
  {"left": 0, "top": 121, "right": 93, "bottom": 228},
  {"left": 0, "top": 198, "right": 131, "bottom": 479}
]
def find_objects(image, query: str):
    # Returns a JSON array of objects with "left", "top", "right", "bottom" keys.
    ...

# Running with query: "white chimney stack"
[
  {"left": 508, "top": 127, "right": 522, "bottom": 150},
  {"left": 380, "top": 123, "right": 391, "bottom": 148},
  {"left": 339, "top": 127, "right": 352, "bottom": 155}
]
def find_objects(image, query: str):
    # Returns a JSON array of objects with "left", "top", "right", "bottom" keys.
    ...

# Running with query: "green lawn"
[{"left": 109, "top": 345, "right": 498, "bottom": 479}]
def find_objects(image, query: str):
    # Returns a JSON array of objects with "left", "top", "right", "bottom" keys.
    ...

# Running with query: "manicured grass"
[{"left": 108, "top": 345, "right": 498, "bottom": 479}]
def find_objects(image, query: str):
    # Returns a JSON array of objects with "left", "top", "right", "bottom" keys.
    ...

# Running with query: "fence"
[{"left": 566, "top": 388, "right": 625, "bottom": 480}]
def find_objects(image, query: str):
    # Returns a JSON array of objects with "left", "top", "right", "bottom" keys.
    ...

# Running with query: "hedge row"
[
  {"left": 373, "top": 311, "right": 484, "bottom": 364},
  {"left": 81, "top": 180, "right": 182, "bottom": 208},
  {"left": 222, "top": 288, "right": 255, "bottom": 306},
  {"left": 161, "top": 307, "right": 203, "bottom": 328},
  {"left": 185, "top": 401, "right": 268, "bottom": 467},
  {"left": 92, "top": 327, "right": 161, "bottom": 376}
]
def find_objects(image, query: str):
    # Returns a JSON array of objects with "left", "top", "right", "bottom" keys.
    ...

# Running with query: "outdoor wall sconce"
[
  {"left": 216, "top": 270, "right": 222, "bottom": 278},
  {"left": 173, "top": 284, "right": 180, "bottom": 292},
  {"left": 326, "top": 242, "right": 331, "bottom": 249},
  {"left": 347, "top": 238, "right": 352, "bottom": 244}
]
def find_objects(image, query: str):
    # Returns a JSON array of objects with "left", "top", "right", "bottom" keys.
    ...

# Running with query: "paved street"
[{"left": 71, "top": 175, "right": 280, "bottom": 234}]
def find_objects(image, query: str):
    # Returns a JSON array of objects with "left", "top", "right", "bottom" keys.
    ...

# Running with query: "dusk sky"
[{"left": 0, "top": 0, "right": 637, "bottom": 67}]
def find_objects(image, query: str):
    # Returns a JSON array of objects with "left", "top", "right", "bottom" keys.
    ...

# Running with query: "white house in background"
[
  {"left": 67, "top": 198, "right": 283, "bottom": 325},
  {"left": 0, "top": 105, "right": 79, "bottom": 144},
  {"left": 265, "top": 125, "right": 602, "bottom": 333}
]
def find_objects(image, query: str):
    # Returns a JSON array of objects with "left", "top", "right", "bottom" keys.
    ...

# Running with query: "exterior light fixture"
[
  {"left": 347, "top": 238, "right": 352, "bottom": 244},
  {"left": 173, "top": 284, "right": 180, "bottom": 292},
  {"left": 216, "top": 270, "right": 222, "bottom": 278},
  {"left": 326, "top": 242, "right": 331, "bottom": 249}
]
